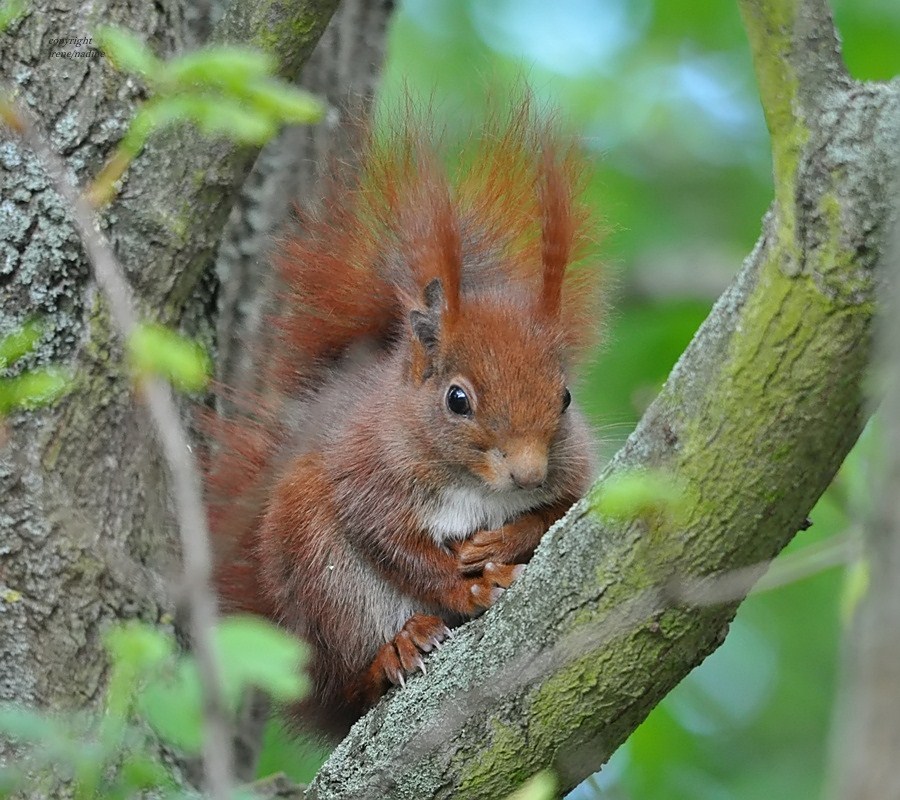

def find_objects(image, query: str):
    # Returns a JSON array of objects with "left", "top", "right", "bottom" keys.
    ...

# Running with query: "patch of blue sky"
[{"left": 468, "top": 0, "right": 651, "bottom": 78}]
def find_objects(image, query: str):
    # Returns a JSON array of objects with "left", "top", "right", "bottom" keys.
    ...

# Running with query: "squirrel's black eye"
[
  {"left": 562, "top": 387, "right": 572, "bottom": 413},
  {"left": 446, "top": 385, "right": 471, "bottom": 416}
]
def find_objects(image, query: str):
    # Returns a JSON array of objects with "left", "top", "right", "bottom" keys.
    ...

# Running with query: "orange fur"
[{"left": 204, "top": 100, "right": 604, "bottom": 737}]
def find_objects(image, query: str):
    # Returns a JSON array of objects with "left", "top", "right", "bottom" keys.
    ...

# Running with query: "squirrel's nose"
[
  {"left": 511, "top": 468, "right": 546, "bottom": 490},
  {"left": 506, "top": 441, "right": 548, "bottom": 490}
]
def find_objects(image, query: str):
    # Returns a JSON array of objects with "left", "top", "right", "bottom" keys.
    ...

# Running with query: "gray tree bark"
[
  {"left": 215, "top": 0, "right": 393, "bottom": 396},
  {"left": 0, "top": 0, "right": 339, "bottom": 783}
]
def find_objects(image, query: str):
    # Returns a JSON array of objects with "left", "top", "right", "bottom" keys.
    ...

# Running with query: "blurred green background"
[{"left": 257, "top": 1, "right": 900, "bottom": 796}]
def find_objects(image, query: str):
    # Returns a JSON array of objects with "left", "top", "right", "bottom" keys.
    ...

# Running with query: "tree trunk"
[
  {"left": 215, "top": 0, "right": 394, "bottom": 395},
  {"left": 212, "top": 0, "right": 394, "bottom": 780},
  {"left": 0, "top": 0, "right": 193, "bottom": 726},
  {"left": 0, "top": 0, "right": 339, "bottom": 784}
]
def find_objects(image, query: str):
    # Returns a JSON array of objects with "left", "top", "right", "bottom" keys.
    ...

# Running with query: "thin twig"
[
  {"left": 3, "top": 101, "right": 234, "bottom": 800},
  {"left": 670, "top": 530, "right": 858, "bottom": 606}
]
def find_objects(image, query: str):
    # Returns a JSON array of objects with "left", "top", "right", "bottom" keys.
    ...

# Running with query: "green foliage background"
[{"left": 258, "top": 0, "right": 900, "bottom": 797}]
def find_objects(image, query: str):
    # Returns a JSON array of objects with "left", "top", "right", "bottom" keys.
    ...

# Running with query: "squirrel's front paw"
[
  {"left": 454, "top": 527, "right": 512, "bottom": 574},
  {"left": 454, "top": 515, "right": 545, "bottom": 574},
  {"left": 463, "top": 561, "right": 526, "bottom": 614},
  {"left": 368, "top": 614, "right": 452, "bottom": 692}
]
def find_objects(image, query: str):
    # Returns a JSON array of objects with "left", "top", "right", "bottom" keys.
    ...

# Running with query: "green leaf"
[
  {"left": 103, "top": 624, "right": 177, "bottom": 724},
  {"left": 128, "top": 323, "right": 210, "bottom": 391},
  {"left": 590, "top": 469, "right": 690, "bottom": 525},
  {"left": 256, "top": 719, "right": 330, "bottom": 785},
  {"left": 0, "top": 368, "right": 70, "bottom": 414},
  {"left": 242, "top": 80, "right": 324, "bottom": 124},
  {"left": 140, "top": 94, "right": 277, "bottom": 145},
  {"left": 0, "top": 705, "right": 60, "bottom": 743},
  {"left": 0, "top": 320, "right": 41, "bottom": 368},
  {"left": 506, "top": 771, "right": 557, "bottom": 800},
  {"left": 118, "top": 752, "right": 176, "bottom": 792},
  {"left": 96, "top": 40, "right": 322, "bottom": 152},
  {"left": 138, "top": 662, "right": 204, "bottom": 753},
  {"left": 165, "top": 47, "right": 276, "bottom": 91},
  {"left": 0, "top": 0, "right": 25, "bottom": 32},
  {"left": 120, "top": 105, "right": 164, "bottom": 156},
  {"left": 215, "top": 615, "right": 309, "bottom": 703},
  {"left": 137, "top": 617, "right": 308, "bottom": 752},
  {"left": 95, "top": 26, "right": 162, "bottom": 79},
  {"left": 105, "top": 624, "right": 174, "bottom": 673},
  {"left": 179, "top": 94, "right": 277, "bottom": 144},
  {"left": 0, "top": 706, "right": 103, "bottom": 773}
]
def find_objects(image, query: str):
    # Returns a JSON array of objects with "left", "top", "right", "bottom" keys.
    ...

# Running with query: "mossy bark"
[{"left": 2, "top": 0, "right": 897, "bottom": 797}]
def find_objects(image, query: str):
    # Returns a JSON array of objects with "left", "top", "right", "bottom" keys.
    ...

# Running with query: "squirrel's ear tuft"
[
  {"left": 423, "top": 277, "right": 444, "bottom": 312},
  {"left": 408, "top": 278, "right": 445, "bottom": 381},
  {"left": 537, "top": 144, "right": 575, "bottom": 320},
  {"left": 410, "top": 277, "right": 444, "bottom": 352},
  {"left": 409, "top": 309, "right": 439, "bottom": 352}
]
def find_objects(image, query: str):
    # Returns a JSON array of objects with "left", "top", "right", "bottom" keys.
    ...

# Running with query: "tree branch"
[
  {"left": 305, "top": 2, "right": 900, "bottom": 797},
  {"left": 738, "top": 0, "right": 848, "bottom": 145},
  {"left": 737, "top": 0, "right": 853, "bottom": 280}
]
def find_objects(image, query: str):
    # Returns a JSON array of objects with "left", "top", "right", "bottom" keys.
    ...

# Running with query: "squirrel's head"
[
  {"left": 404, "top": 279, "right": 579, "bottom": 493},
  {"left": 387, "top": 115, "right": 599, "bottom": 495}
]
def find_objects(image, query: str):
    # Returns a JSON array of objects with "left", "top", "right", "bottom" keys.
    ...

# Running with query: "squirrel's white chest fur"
[{"left": 421, "top": 486, "right": 544, "bottom": 544}]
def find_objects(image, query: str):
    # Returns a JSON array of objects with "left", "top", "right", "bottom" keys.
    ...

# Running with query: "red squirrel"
[{"left": 206, "top": 103, "right": 602, "bottom": 737}]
